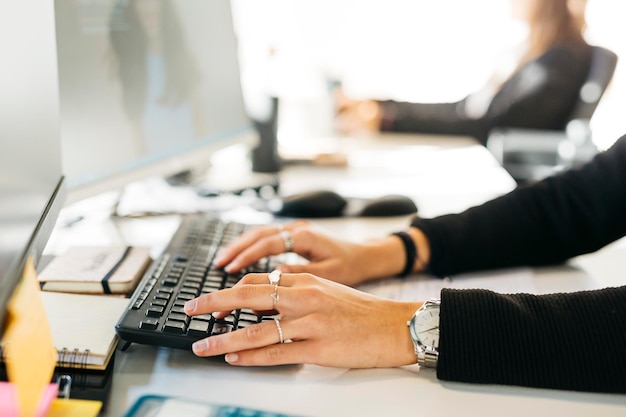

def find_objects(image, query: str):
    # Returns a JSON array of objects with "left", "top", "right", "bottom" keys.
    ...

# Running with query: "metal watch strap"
[{"left": 418, "top": 350, "right": 438, "bottom": 368}]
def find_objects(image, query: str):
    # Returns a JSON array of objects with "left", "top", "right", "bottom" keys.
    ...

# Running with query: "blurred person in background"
[{"left": 336, "top": 0, "right": 591, "bottom": 145}]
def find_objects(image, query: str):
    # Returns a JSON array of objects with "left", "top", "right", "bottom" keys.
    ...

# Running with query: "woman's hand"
[
  {"left": 334, "top": 88, "right": 382, "bottom": 135},
  {"left": 214, "top": 221, "right": 407, "bottom": 287},
  {"left": 184, "top": 272, "right": 421, "bottom": 368}
]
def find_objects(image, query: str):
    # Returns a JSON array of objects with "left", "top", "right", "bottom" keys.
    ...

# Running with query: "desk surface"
[{"left": 45, "top": 133, "right": 626, "bottom": 416}]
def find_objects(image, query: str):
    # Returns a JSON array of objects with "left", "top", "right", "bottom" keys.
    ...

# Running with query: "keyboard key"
[
  {"left": 176, "top": 293, "right": 195, "bottom": 302},
  {"left": 168, "top": 312, "right": 190, "bottom": 323},
  {"left": 151, "top": 298, "right": 168, "bottom": 307},
  {"left": 161, "top": 277, "right": 178, "bottom": 286},
  {"left": 211, "top": 322, "right": 233, "bottom": 335},
  {"left": 239, "top": 312, "right": 260, "bottom": 323},
  {"left": 193, "top": 314, "right": 214, "bottom": 322},
  {"left": 170, "top": 305, "right": 186, "bottom": 314},
  {"left": 163, "top": 320, "right": 187, "bottom": 334},
  {"left": 187, "top": 320, "right": 211, "bottom": 337},
  {"left": 146, "top": 306, "right": 165, "bottom": 317},
  {"left": 183, "top": 281, "right": 201, "bottom": 290},
  {"left": 139, "top": 318, "right": 159, "bottom": 330},
  {"left": 180, "top": 288, "right": 199, "bottom": 298}
]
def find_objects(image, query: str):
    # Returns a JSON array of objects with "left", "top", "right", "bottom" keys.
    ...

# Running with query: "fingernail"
[
  {"left": 225, "top": 353, "right": 238, "bottom": 363},
  {"left": 184, "top": 299, "right": 197, "bottom": 313},
  {"left": 192, "top": 339, "right": 209, "bottom": 354},
  {"left": 214, "top": 252, "right": 225, "bottom": 265}
]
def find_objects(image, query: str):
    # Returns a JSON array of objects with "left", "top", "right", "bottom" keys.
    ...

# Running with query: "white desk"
[{"left": 45, "top": 133, "right": 626, "bottom": 416}]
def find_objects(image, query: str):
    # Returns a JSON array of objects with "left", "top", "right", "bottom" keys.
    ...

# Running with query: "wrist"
[
  {"left": 407, "top": 227, "right": 430, "bottom": 273},
  {"left": 387, "top": 227, "right": 430, "bottom": 277},
  {"left": 359, "top": 236, "right": 407, "bottom": 281}
]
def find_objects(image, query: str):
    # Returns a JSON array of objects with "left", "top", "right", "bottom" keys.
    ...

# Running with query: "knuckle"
[
  {"left": 264, "top": 345, "right": 283, "bottom": 363},
  {"left": 209, "top": 335, "right": 224, "bottom": 351},
  {"left": 243, "top": 323, "right": 265, "bottom": 341},
  {"left": 237, "top": 284, "right": 258, "bottom": 301},
  {"left": 304, "top": 273, "right": 322, "bottom": 285},
  {"left": 238, "top": 273, "right": 259, "bottom": 285},
  {"left": 301, "top": 284, "right": 324, "bottom": 303}
]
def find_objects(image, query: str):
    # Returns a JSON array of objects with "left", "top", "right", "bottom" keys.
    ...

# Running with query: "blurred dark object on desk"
[
  {"left": 52, "top": 353, "right": 115, "bottom": 410},
  {"left": 274, "top": 190, "right": 417, "bottom": 218},
  {"left": 487, "top": 119, "right": 599, "bottom": 183}
]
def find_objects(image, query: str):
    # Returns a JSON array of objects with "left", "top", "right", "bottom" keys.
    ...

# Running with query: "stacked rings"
[{"left": 269, "top": 269, "right": 281, "bottom": 308}]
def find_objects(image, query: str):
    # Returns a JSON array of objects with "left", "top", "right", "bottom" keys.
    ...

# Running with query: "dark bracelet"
[{"left": 391, "top": 231, "right": 418, "bottom": 278}]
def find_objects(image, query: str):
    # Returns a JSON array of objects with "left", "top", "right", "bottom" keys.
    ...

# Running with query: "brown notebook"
[{"left": 38, "top": 246, "right": 151, "bottom": 295}]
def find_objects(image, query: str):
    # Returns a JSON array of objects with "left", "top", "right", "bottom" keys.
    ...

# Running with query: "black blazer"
[{"left": 379, "top": 40, "right": 593, "bottom": 145}]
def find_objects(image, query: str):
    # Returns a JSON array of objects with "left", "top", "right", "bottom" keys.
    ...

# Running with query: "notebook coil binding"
[{"left": 57, "top": 347, "right": 91, "bottom": 369}]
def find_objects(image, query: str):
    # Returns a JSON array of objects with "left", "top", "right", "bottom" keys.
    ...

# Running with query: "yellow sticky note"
[
  {"left": 46, "top": 399, "right": 102, "bottom": 417},
  {"left": 2, "top": 258, "right": 58, "bottom": 417}
]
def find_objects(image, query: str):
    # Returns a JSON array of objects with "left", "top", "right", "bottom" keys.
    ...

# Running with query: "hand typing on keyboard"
[
  {"left": 214, "top": 220, "right": 396, "bottom": 287},
  {"left": 115, "top": 216, "right": 418, "bottom": 355},
  {"left": 184, "top": 270, "right": 422, "bottom": 368}
]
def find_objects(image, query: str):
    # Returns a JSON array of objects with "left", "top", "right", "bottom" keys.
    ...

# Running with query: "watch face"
[{"left": 411, "top": 305, "right": 440, "bottom": 348}]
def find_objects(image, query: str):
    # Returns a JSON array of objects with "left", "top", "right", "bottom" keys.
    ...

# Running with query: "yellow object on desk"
[
  {"left": 1, "top": 258, "right": 58, "bottom": 417},
  {"left": 46, "top": 398, "right": 102, "bottom": 417}
]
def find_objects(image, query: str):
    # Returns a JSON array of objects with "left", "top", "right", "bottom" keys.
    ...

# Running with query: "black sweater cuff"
[{"left": 437, "top": 286, "right": 626, "bottom": 393}]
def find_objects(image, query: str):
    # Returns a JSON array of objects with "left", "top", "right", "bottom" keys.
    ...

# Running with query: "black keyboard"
[{"left": 115, "top": 214, "right": 283, "bottom": 350}]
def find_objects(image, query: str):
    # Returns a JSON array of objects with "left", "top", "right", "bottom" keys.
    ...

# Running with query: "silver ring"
[
  {"left": 269, "top": 269, "right": 281, "bottom": 287},
  {"left": 279, "top": 230, "right": 294, "bottom": 252},
  {"left": 274, "top": 318, "right": 284, "bottom": 344},
  {"left": 271, "top": 286, "right": 279, "bottom": 309},
  {"left": 269, "top": 270, "right": 280, "bottom": 308}
]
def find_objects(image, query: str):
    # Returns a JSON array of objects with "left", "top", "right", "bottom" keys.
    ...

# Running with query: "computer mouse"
[
  {"left": 357, "top": 194, "right": 418, "bottom": 217},
  {"left": 274, "top": 190, "right": 348, "bottom": 218}
]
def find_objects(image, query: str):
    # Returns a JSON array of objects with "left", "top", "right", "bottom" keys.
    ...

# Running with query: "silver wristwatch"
[{"left": 407, "top": 299, "right": 441, "bottom": 368}]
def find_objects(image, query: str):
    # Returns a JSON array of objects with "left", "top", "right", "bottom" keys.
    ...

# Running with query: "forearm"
[
  {"left": 437, "top": 286, "right": 626, "bottom": 393},
  {"left": 410, "top": 136, "right": 626, "bottom": 277}
]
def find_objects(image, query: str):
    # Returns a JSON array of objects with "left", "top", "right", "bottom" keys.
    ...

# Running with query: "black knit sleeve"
[
  {"left": 437, "top": 286, "right": 626, "bottom": 393},
  {"left": 412, "top": 135, "right": 626, "bottom": 278}
]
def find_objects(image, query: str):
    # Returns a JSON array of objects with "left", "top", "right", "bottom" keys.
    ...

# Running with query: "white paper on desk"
[
  {"left": 114, "top": 177, "right": 242, "bottom": 217},
  {"left": 357, "top": 267, "right": 536, "bottom": 301}
]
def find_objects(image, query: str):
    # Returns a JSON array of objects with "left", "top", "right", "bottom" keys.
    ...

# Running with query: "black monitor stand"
[{"left": 251, "top": 96, "right": 282, "bottom": 173}]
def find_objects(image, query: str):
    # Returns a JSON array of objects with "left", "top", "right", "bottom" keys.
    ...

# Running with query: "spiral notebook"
[{"left": 40, "top": 292, "right": 130, "bottom": 371}]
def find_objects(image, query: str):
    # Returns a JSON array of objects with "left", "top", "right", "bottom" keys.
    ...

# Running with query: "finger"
[
  {"left": 224, "top": 340, "right": 317, "bottom": 366},
  {"left": 206, "top": 274, "right": 292, "bottom": 319},
  {"left": 222, "top": 234, "right": 293, "bottom": 273},
  {"left": 236, "top": 272, "right": 299, "bottom": 287},
  {"left": 184, "top": 282, "right": 298, "bottom": 317},
  {"left": 214, "top": 225, "right": 283, "bottom": 267},
  {"left": 191, "top": 318, "right": 298, "bottom": 358}
]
